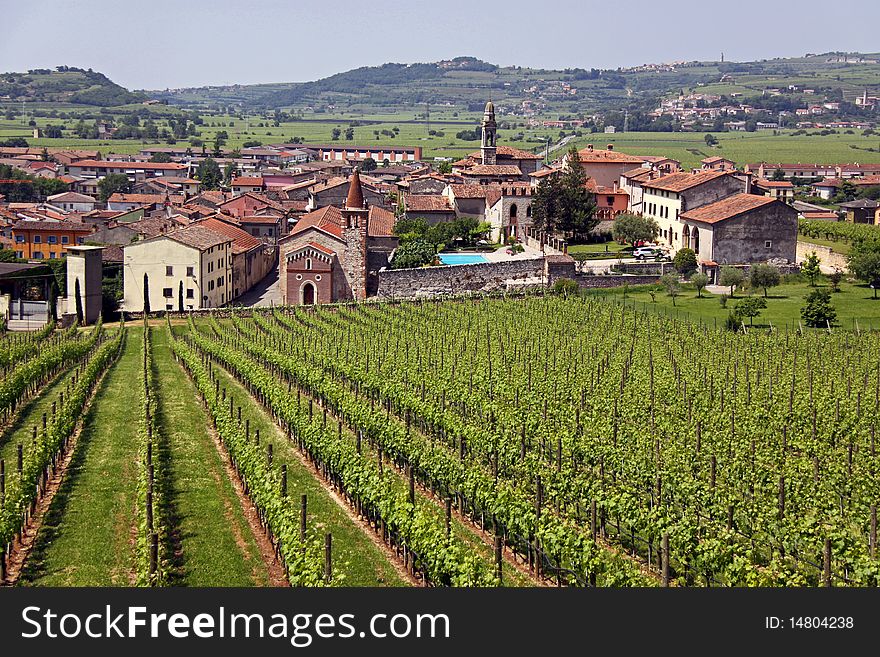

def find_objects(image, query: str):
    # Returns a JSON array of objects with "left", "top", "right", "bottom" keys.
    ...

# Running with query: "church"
[
  {"left": 278, "top": 170, "right": 397, "bottom": 304},
  {"left": 451, "top": 101, "right": 543, "bottom": 182}
]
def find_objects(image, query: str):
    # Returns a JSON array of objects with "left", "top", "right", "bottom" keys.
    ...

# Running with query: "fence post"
[
  {"left": 871, "top": 505, "right": 877, "bottom": 560},
  {"left": 324, "top": 534, "right": 332, "bottom": 583},
  {"left": 661, "top": 533, "right": 670, "bottom": 587},
  {"left": 281, "top": 464, "right": 287, "bottom": 498},
  {"left": 300, "top": 495, "right": 307, "bottom": 544},
  {"left": 495, "top": 535, "right": 503, "bottom": 584}
]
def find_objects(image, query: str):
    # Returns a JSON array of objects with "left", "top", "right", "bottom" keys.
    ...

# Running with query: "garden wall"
[
  {"left": 797, "top": 241, "right": 848, "bottom": 272},
  {"left": 376, "top": 258, "right": 544, "bottom": 298}
]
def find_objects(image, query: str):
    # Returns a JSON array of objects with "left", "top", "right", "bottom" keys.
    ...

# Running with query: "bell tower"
[{"left": 480, "top": 100, "right": 497, "bottom": 165}]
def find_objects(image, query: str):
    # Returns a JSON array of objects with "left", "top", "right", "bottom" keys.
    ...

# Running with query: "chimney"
[
  {"left": 613, "top": 181, "right": 619, "bottom": 192},
  {"left": 607, "top": 144, "right": 614, "bottom": 151}
]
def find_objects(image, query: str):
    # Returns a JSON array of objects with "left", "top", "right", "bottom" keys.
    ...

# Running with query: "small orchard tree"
[
  {"left": 611, "top": 213, "right": 660, "bottom": 247},
  {"left": 719, "top": 266, "right": 745, "bottom": 297},
  {"left": 801, "top": 251, "right": 821, "bottom": 286},
  {"left": 847, "top": 245, "right": 880, "bottom": 298},
  {"left": 691, "top": 272, "right": 709, "bottom": 297},
  {"left": 749, "top": 263, "right": 780, "bottom": 298},
  {"left": 828, "top": 268, "right": 843, "bottom": 292},
  {"left": 801, "top": 288, "right": 836, "bottom": 327},
  {"left": 734, "top": 296, "right": 766, "bottom": 326},
  {"left": 660, "top": 273, "right": 681, "bottom": 306},
  {"left": 552, "top": 278, "right": 579, "bottom": 297},
  {"left": 673, "top": 248, "right": 698, "bottom": 277}
]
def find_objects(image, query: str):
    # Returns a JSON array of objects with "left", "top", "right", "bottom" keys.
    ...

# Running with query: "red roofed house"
[
  {"left": 679, "top": 194, "right": 798, "bottom": 275},
  {"left": 451, "top": 102, "right": 542, "bottom": 180},
  {"left": 571, "top": 144, "right": 646, "bottom": 187},
  {"left": 231, "top": 176, "right": 266, "bottom": 195},
  {"left": 401, "top": 194, "right": 456, "bottom": 224},
  {"left": 278, "top": 170, "right": 398, "bottom": 304},
  {"left": 753, "top": 179, "right": 795, "bottom": 202},
  {"left": 12, "top": 218, "right": 94, "bottom": 260}
]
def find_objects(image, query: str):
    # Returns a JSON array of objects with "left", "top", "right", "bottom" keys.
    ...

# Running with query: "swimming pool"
[{"left": 438, "top": 253, "right": 489, "bottom": 265}]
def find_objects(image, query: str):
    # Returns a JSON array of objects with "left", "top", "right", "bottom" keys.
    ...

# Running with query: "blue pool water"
[{"left": 438, "top": 253, "right": 488, "bottom": 265}]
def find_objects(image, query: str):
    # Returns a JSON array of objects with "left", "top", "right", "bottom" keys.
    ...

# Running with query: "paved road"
[{"left": 234, "top": 270, "right": 281, "bottom": 308}]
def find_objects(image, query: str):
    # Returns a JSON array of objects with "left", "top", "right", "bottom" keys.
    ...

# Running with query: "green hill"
[{"left": 0, "top": 66, "right": 147, "bottom": 106}]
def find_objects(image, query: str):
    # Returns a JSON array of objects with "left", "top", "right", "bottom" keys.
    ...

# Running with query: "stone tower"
[
  {"left": 480, "top": 100, "right": 497, "bottom": 165},
  {"left": 340, "top": 170, "right": 369, "bottom": 300}
]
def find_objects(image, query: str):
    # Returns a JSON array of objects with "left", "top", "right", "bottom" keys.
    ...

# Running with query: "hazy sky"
[{"left": 2, "top": 0, "right": 878, "bottom": 89}]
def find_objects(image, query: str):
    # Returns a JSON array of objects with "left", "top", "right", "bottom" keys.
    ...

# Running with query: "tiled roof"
[
  {"left": 290, "top": 206, "right": 344, "bottom": 239},
  {"left": 12, "top": 219, "right": 93, "bottom": 232},
  {"left": 643, "top": 170, "right": 731, "bottom": 192},
  {"left": 70, "top": 159, "right": 187, "bottom": 171},
  {"left": 465, "top": 164, "right": 523, "bottom": 176},
  {"left": 46, "top": 192, "right": 96, "bottom": 203},
  {"left": 128, "top": 216, "right": 181, "bottom": 238},
  {"left": 166, "top": 224, "right": 232, "bottom": 251},
  {"left": 679, "top": 194, "right": 776, "bottom": 224},
  {"left": 231, "top": 176, "right": 265, "bottom": 187},
  {"left": 197, "top": 217, "right": 262, "bottom": 254},
  {"left": 576, "top": 147, "right": 644, "bottom": 163},
  {"left": 346, "top": 170, "right": 365, "bottom": 209},
  {"left": 404, "top": 194, "right": 453, "bottom": 212},
  {"left": 467, "top": 145, "right": 542, "bottom": 160},
  {"left": 839, "top": 199, "right": 880, "bottom": 209},
  {"left": 108, "top": 193, "right": 184, "bottom": 205},
  {"left": 309, "top": 177, "right": 348, "bottom": 194},
  {"left": 755, "top": 179, "right": 794, "bottom": 188},
  {"left": 701, "top": 156, "right": 732, "bottom": 164},
  {"left": 367, "top": 206, "right": 396, "bottom": 237},
  {"left": 801, "top": 211, "right": 839, "bottom": 219},
  {"left": 239, "top": 215, "right": 282, "bottom": 224},
  {"left": 448, "top": 184, "right": 492, "bottom": 198}
]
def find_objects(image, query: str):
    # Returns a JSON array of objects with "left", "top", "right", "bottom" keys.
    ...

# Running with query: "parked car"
[{"left": 634, "top": 246, "right": 663, "bottom": 260}]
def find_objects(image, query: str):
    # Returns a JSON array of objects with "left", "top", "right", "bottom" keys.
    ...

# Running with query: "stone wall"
[
  {"left": 611, "top": 261, "right": 676, "bottom": 275},
  {"left": 575, "top": 274, "right": 659, "bottom": 288},
  {"left": 797, "top": 240, "right": 848, "bottom": 272},
  {"left": 376, "top": 258, "right": 543, "bottom": 298}
]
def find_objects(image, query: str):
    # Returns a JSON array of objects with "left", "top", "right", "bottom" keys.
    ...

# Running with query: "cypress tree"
[
  {"left": 143, "top": 273, "right": 151, "bottom": 314},
  {"left": 74, "top": 277, "right": 83, "bottom": 324}
]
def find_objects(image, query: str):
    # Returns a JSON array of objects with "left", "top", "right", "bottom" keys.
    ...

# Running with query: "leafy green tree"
[
  {"left": 149, "top": 152, "right": 172, "bottom": 163},
  {"left": 691, "top": 272, "right": 709, "bottom": 297},
  {"left": 734, "top": 296, "right": 766, "bottom": 326},
  {"left": 611, "top": 213, "right": 659, "bottom": 247},
  {"left": 344, "top": 127, "right": 355, "bottom": 140},
  {"left": 772, "top": 168, "right": 786, "bottom": 182},
  {"left": 331, "top": 127, "right": 341, "bottom": 140},
  {"left": 847, "top": 244, "right": 880, "bottom": 298},
  {"left": 801, "top": 251, "right": 821, "bottom": 286},
  {"left": 749, "top": 263, "right": 780, "bottom": 297},
  {"left": 223, "top": 162, "right": 239, "bottom": 186},
  {"left": 197, "top": 158, "right": 222, "bottom": 190},
  {"left": 828, "top": 268, "right": 843, "bottom": 292},
  {"left": 719, "top": 266, "right": 745, "bottom": 297},
  {"left": 552, "top": 278, "right": 579, "bottom": 297},
  {"left": 98, "top": 173, "right": 132, "bottom": 201},
  {"left": 673, "top": 248, "right": 698, "bottom": 277},
  {"left": 801, "top": 288, "right": 836, "bottom": 327},
  {"left": 436, "top": 161, "right": 452, "bottom": 174},
  {"left": 361, "top": 157, "right": 377, "bottom": 172},
  {"left": 659, "top": 273, "right": 681, "bottom": 306},
  {"left": 704, "top": 134, "right": 718, "bottom": 147},
  {"left": 391, "top": 239, "right": 436, "bottom": 269}
]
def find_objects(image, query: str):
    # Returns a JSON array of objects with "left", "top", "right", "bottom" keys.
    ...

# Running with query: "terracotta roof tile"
[
  {"left": 197, "top": 217, "right": 262, "bottom": 254},
  {"left": 464, "top": 164, "right": 523, "bottom": 176},
  {"left": 367, "top": 206, "right": 396, "bottom": 237},
  {"left": 679, "top": 193, "right": 776, "bottom": 224},
  {"left": 231, "top": 176, "right": 265, "bottom": 187},
  {"left": 643, "top": 170, "right": 731, "bottom": 192},
  {"left": 165, "top": 224, "right": 232, "bottom": 251},
  {"left": 404, "top": 194, "right": 453, "bottom": 212},
  {"left": 576, "top": 147, "right": 644, "bottom": 164},
  {"left": 290, "top": 206, "right": 344, "bottom": 239}
]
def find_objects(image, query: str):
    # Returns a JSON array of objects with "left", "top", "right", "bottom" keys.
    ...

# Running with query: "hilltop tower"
[
  {"left": 480, "top": 100, "right": 497, "bottom": 165},
  {"left": 340, "top": 169, "right": 369, "bottom": 299}
]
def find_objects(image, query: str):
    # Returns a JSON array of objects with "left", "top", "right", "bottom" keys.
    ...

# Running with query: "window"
[
  {"left": 15, "top": 235, "right": 24, "bottom": 243},
  {"left": 306, "top": 258, "right": 312, "bottom": 270},
  {"left": 208, "top": 261, "right": 213, "bottom": 273},
  {"left": 15, "top": 251, "right": 22, "bottom": 258},
  {"left": 208, "top": 280, "right": 214, "bottom": 291},
  {"left": 33, "top": 235, "right": 41, "bottom": 244},
  {"left": 163, "top": 288, "right": 173, "bottom": 297},
  {"left": 47, "top": 235, "right": 57, "bottom": 244},
  {"left": 77, "top": 237, "right": 84, "bottom": 244},
  {"left": 166, "top": 266, "right": 173, "bottom": 276},
  {"left": 765, "top": 240, "right": 772, "bottom": 249},
  {"left": 49, "top": 252, "right": 57, "bottom": 259},
  {"left": 186, "top": 266, "right": 194, "bottom": 277},
  {"left": 33, "top": 252, "right": 44, "bottom": 259},
  {"left": 61, "top": 236, "right": 69, "bottom": 244},
  {"left": 186, "top": 288, "right": 194, "bottom": 299},
  {"left": 217, "top": 276, "right": 224, "bottom": 287},
  {"left": 166, "top": 304, "right": 173, "bottom": 311}
]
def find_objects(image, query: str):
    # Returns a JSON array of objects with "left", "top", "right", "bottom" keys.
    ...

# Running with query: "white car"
[{"left": 634, "top": 246, "right": 664, "bottom": 260}]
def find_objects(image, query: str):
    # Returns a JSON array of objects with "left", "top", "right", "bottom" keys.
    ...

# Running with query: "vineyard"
[
  {"left": 799, "top": 219, "right": 880, "bottom": 249},
  {"left": 0, "top": 296, "right": 878, "bottom": 587}
]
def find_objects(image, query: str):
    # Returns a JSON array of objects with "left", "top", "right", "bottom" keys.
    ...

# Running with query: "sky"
[{"left": 2, "top": 0, "right": 879, "bottom": 90}]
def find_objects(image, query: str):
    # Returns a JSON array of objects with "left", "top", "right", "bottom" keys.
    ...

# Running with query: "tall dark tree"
[
  {"left": 557, "top": 147, "right": 598, "bottom": 241},
  {"left": 143, "top": 273, "right": 151, "bottom": 314},
  {"left": 196, "top": 158, "right": 222, "bottom": 190},
  {"left": 178, "top": 280, "right": 184, "bottom": 312},
  {"left": 529, "top": 172, "right": 560, "bottom": 235},
  {"left": 74, "top": 278, "right": 84, "bottom": 324},
  {"left": 97, "top": 173, "right": 131, "bottom": 201}
]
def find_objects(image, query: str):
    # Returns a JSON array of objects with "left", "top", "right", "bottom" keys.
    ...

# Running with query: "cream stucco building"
[{"left": 123, "top": 224, "right": 232, "bottom": 312}]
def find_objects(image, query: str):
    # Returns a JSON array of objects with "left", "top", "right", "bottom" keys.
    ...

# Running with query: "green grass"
[
  {"left": 206, "top": 348, "right": 408, "bottom": 587},
  {"left": 152, "top": 328, "right": 270, "bottom": 586},
  {"left": 595, "top": 279, "right": 880, "bottom": 331},
  {"left": 20, "top": 331, "right": 143, "bottom": 586},
  {"left": 568, "top": 242, "right": 633, "bottom": 259}
]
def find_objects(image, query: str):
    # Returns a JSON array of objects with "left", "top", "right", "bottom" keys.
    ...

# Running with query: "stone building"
[
  {"left": 278, "top": 171, "right": 397, "bottom": 304},
  {"left": 679, "top": 194, "right": 798, "bottom": 276}
]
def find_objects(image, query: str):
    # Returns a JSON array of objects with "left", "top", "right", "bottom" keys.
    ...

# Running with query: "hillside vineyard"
[
  {"left": 192, "top": 297, "right": 879, "bottom": 586},
  {"left": 1, "top": 297, "right": 878, "bottom": 587}
]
